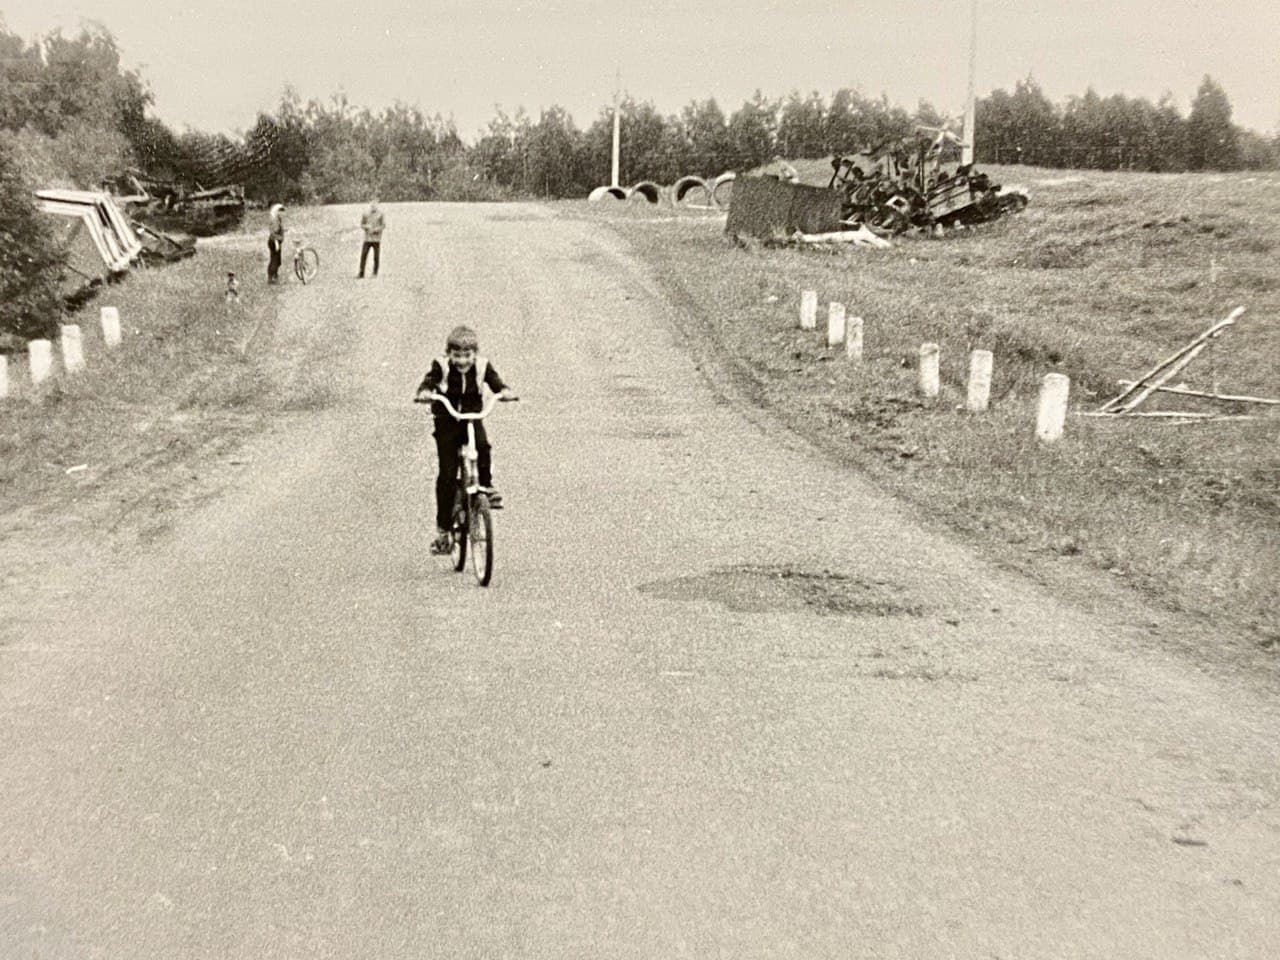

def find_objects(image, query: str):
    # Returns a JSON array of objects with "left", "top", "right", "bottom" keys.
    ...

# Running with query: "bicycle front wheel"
[
  {"left": 451, "top": 493, "right": 468, "bottom": 572},
  {"left": 294, "top": 247, "right": 319, "bottom": 284},
  {"left": 469, "top": 495, "right": 494, "bottom": 586}
]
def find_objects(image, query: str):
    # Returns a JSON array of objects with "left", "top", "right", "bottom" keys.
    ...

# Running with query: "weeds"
[
  {"left": 568, "top": 164, "right": 1280, "bottom": 642},
  {"left": 0, "top": 209, "right": 349, "bottom": 518}
]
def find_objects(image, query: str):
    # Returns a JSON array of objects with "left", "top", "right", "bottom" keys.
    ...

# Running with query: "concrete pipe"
[
  {"left": 672, "top": 176, "right": 711, "bottom": 207},
  {"left": 628, "top": 181, "right": 662, "bottom": 204},
  {"left": 711, "top": 171, "right": 737, "bottom": 207},
  {"left": 588, "top": 186, "right": 627, "bottom": 202}
]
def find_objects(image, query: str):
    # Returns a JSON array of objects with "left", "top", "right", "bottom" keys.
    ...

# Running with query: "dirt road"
[{"left": 2, "top": 202, "right": 1278, "bottom": 958}]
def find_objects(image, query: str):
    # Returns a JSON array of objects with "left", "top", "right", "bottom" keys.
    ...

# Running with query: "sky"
[{"left": 3, "top": 0, "right": 1278, "bottom": 140}]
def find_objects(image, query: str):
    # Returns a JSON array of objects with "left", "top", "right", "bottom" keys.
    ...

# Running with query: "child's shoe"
[
  {"left": 430, "top": 531, "right": 452, "bottom": 554},
  {"left": 481, "top": 487, "right": 503, "bottom": 509}
]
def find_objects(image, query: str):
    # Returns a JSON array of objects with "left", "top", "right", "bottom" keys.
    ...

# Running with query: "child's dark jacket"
[{"left": 416, "top": 357, "right": 508, "bottom": 420}]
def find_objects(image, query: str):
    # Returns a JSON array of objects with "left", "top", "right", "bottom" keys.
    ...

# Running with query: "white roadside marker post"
[
  {"left": 29, "top": 339, "right": 52, "bottom": 385},
  {"left": 847, "top": 316, "right": 864, "bottom": 361},
  {"left": 827, "top": 301, "right": 846, "bottom": 347},
  {"left": 918, "top": 342, "right": 940, "bottom": 400},
  {"left": 60, "top": 324, "right": 85, "bottom": 374},
  {"left": 101, "top": 306, "right": 122, "bottom": 347},
  {"left": 1036, "top": 373, "right": 1070, "bottom": 442},
  {"left": 967, "top": 349, "right": 993, "bottom": 412},
  {"left": 0, "top": 355, "right": 8, "bottom": 399},
  {"left": 800, "top": 290, "right": 817, "bottom": 330}
]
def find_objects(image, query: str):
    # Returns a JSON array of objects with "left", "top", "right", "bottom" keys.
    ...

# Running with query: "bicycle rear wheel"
[
  {"left": 294, "top": 247, "right": 319, "bottom": 284},
  {"left": 469, "top": 494, "right": 494, "bottom": 586}
]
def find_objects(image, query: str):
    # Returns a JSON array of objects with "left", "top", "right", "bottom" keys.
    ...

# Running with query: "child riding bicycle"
[{"left": 413, "top": 325, "right": 517, "bottom": 554}]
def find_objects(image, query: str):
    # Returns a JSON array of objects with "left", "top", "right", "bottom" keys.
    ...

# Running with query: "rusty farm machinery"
[{"left": 828, "top": 128, "right": 1028, "bottom": 235}]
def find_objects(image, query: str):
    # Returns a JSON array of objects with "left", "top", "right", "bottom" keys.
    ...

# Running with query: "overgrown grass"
[
  {"left": 0, "top": 209, "right": 354, "bottom": 518},
  {"left": 565, "top": 165, "right": 1280, "bottom": 645}
]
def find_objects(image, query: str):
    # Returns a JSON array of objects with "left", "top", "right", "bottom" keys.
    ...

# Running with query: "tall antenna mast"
[
  {"left": 611, "top": 68, "right": 621, "bottom": 188},
  {"left": 962, "top": 0, "right": 976, "bottom": 165}
]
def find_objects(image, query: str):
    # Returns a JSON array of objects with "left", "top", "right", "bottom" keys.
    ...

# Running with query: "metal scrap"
[
  {"left": 828, "top": 128, "right": 1029, "bottom": 235},
  {"left": 102, "top": 171, "right": 245, "bottom": 237}
]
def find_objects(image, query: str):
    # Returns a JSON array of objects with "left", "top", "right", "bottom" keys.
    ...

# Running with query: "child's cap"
[{"left": 446, "top": 325, "right": 479, "bottom": 351}]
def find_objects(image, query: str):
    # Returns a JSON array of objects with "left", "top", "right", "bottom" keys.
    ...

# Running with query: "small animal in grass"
[{"left": 224, "top": 271, "right": 240, "bottom": 304}]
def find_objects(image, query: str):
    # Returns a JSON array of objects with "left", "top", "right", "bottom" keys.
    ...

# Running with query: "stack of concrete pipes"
[{"left": 587, "top": 172, "right": 736, "bottom": 208}]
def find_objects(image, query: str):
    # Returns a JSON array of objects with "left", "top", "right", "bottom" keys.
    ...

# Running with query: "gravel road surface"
[{"left": 2, "top": 202, "right": 1278, "bottom": 959}]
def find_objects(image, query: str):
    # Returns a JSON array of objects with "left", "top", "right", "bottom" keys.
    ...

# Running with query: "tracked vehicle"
[{"left": 828, "top": 129, "right": 1028, "bottom": 234}]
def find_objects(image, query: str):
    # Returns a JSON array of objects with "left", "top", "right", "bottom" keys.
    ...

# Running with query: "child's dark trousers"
[{"left": 434, "top": 420, "right": 492, "bottom": 530}]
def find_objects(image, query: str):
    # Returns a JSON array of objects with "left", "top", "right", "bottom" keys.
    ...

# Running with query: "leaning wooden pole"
[{"left": 1096, "top": 306, "right": 1245, "bottom": 414}]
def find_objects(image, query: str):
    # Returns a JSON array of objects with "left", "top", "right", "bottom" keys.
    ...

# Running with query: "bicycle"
[
  {"left": 414, "top": 390, "right": 516, "bottom": 586},
  {"left": 292, "top": 238, "right": 319, "bottom": 284}
]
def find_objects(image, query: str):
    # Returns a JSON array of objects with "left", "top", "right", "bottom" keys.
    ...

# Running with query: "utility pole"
[
  {"left": 962, "top": 0, "right": 976, "bottom": 165},
  {"left": 611, "top": 68, "right": 621, "bottom": 188}
]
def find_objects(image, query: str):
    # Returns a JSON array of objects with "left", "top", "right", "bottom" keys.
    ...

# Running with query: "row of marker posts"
[
  {"left": 801, "top": 289, "right": 865, "bottom": 362},
  {"left": 801, "top": 290, "right": 1069, "bottom": 443},
  {"left": 7, "top": 295, "right": 1074, "bottom": 441},
  {"left": 0, "top": 307, "right": 121, "bottom": 400}
]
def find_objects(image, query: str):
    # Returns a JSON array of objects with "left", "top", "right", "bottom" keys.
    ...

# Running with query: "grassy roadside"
[
  {"left": 563, "top": 165, "right": 1280, "bottom": 647},
  {"left": 0, "top": 209, "right": 355, "bottom": 554}
]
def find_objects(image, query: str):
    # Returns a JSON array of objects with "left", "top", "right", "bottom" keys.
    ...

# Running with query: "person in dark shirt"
[{"left": 413, "top": 325, "right": 517, "bottom": 554}]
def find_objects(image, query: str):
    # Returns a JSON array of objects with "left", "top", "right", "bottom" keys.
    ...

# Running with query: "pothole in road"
[{"left": 639, "top": 564, "right": 925, "bottom": 617}]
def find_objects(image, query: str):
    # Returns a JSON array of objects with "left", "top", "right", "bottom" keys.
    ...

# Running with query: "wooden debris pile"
[{"left": 1087, "top": 307, "right": 1278, "bottom": 422}]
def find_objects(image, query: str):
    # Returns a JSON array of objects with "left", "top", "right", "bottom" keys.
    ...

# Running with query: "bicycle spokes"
[
  {"left": 468, "top": 495, "right": 494, "bottom": 586},
  {"left": 450, "top": 492, "right": 468, "bottom": 571}
]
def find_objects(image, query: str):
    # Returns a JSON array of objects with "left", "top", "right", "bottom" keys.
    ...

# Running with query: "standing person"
[
  {"left": 357, "top": 199, "right": 385, "bottom": 278},
  {"left": 266, "top": 203, "right": 285, "bottom": 284}
]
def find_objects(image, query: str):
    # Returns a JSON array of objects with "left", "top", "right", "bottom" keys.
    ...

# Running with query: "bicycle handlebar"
[{"left": 413, "top": 391, "right": 516, "bottom": 420}]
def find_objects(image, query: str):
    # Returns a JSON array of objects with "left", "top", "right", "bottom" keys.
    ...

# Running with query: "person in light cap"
[{"left": 266, "top": 203, "right": 285, "bottom": 284}]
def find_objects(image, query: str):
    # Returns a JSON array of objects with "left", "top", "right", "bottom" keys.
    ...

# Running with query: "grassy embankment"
[
  {"left": 0, "top": 209, "right": 354, "bottom": 543},
  {"left": 569, "top": 165, "right": 1280, "bottom": 646}
]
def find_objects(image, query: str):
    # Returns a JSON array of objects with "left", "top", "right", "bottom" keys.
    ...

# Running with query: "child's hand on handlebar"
[{"left": 498, "top": 388, "right": 519, "bottom": 402}]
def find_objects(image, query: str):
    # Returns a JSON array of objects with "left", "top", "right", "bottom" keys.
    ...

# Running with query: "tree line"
[
  {"left": 5, "top": 22, "right": 1277, "bottom": 203},
  {"left": 975, "top": 76, "right": 1274, "bottom": 172},
  {"left": 3, "top": 19, "right": 1278, "bottom": 340},
  {"left": 90, "top": 77, "right": 1280, "bottom": 207}
]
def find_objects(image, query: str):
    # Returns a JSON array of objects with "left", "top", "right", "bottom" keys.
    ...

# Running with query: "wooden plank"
[
  {"left": 1115, "top": 381, "right": 1280, "bottom": 406},
  {"left": 1078, "top": 410, "right": 1256, "bottom": 420}
]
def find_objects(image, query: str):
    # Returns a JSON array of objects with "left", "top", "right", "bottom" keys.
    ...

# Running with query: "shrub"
[
  {"left": 0, "top": 123, "right": 132, "bottom": 190},
  {"left": 0, "top": 141, "right": 65, "bottom": 342},
  {"left": 430, "top": 157, "right": 515, "bottom": 202}
]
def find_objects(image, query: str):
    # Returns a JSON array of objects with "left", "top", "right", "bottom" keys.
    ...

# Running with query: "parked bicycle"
[
  {"left": 292, "top": 239, "right": 319, "bottom": 284},
  {"left": 414, "top": 391, "right": 516, "bottom": 586}
]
